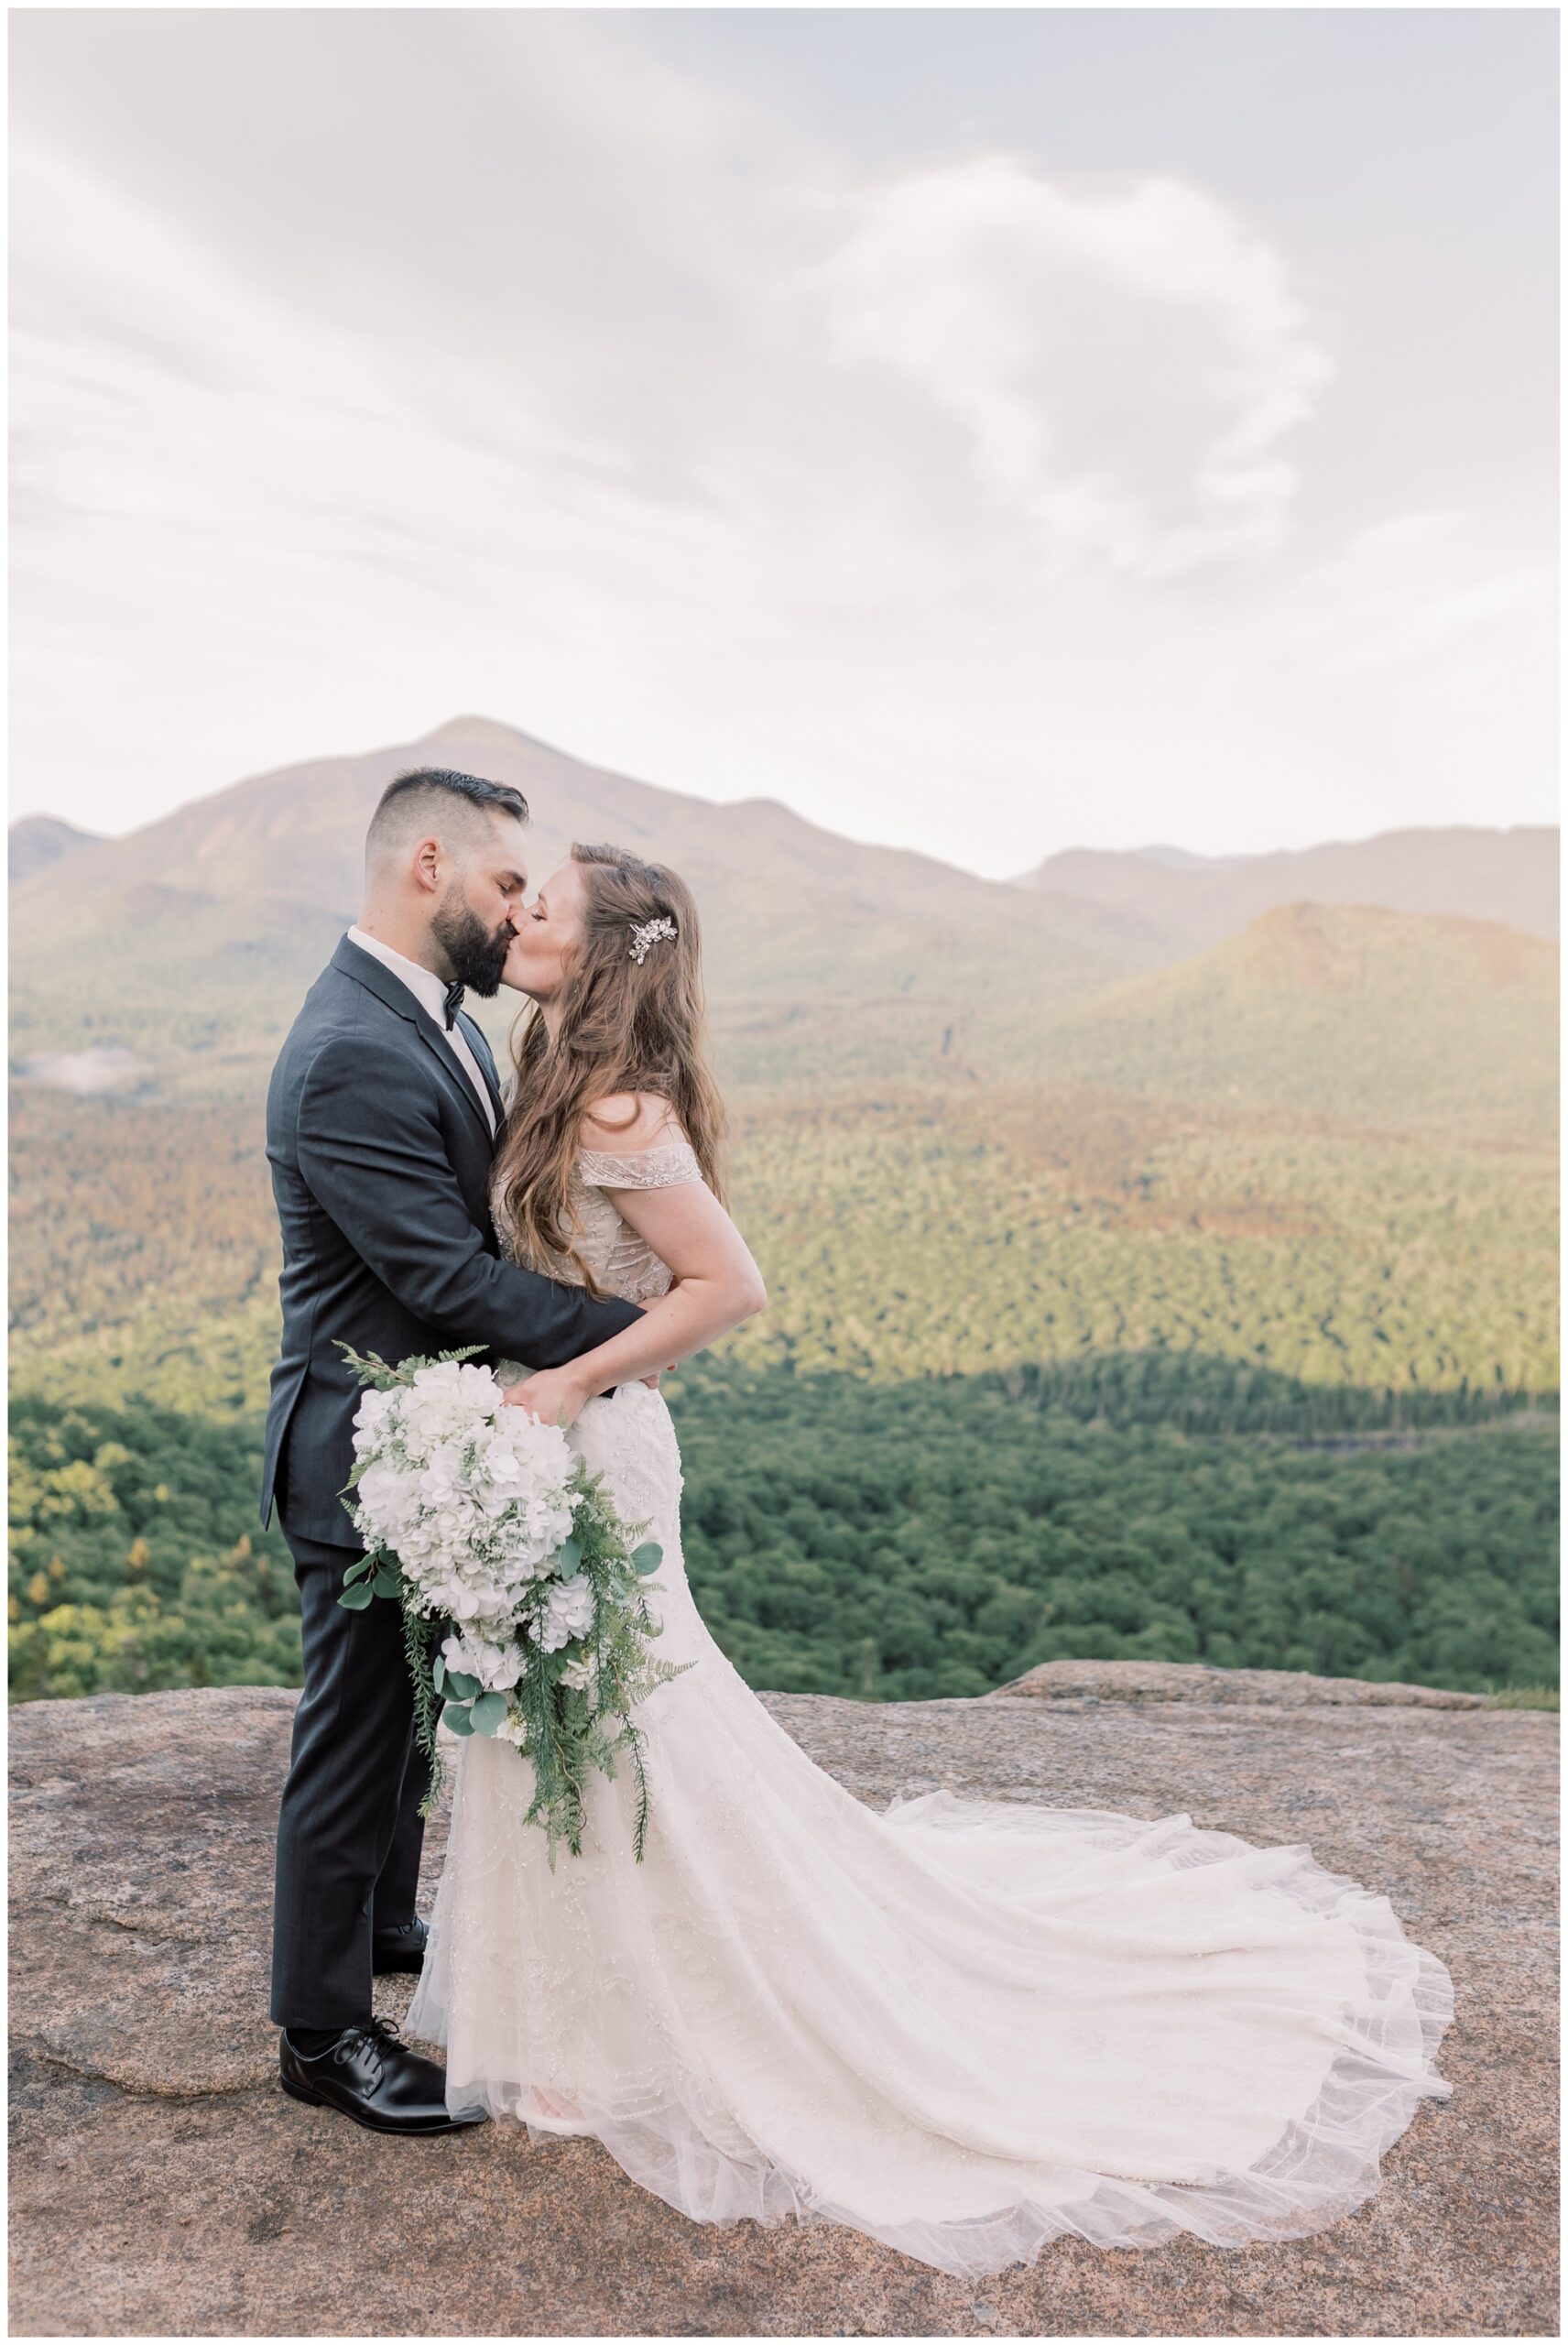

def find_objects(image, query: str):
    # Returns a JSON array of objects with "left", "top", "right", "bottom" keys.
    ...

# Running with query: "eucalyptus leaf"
[
  {"left": 443, "top": 1703, "right": 476, "bottom": 1736},
  {"left": 371, "top": 1568, "right": 402, "bottom": 1600},
  {"left": 469, "top": 1691, "right": 508, "bottom": 1736},
  {"left": 631, "top": 1542, "right": 663, "bottom": 1576},
  {"left": 336, "top": 1581, "right": 375, "bottom": 1610},
  {"left": 444, "top": 1668, "right": 480, "bottom": 1702},
  {"left": 556, "top": 1534, "right": 582, "bottom": 1573},
  {"left": 431, "top": 1654, "right": 447, "bottom": 1694}
]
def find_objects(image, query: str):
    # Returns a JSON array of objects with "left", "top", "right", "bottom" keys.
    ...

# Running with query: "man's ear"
[{"left": 410, "top": 835, "right": 444, "bottom": 895}]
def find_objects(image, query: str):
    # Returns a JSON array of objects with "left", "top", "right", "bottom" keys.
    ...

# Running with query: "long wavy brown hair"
[{"left": 494, "top": 841, "right": 726, "bottom": 1295}]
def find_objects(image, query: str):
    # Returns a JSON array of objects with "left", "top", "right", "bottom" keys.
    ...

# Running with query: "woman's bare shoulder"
[{"left": 579, "top": 1091, "right": 683, "bottom": 1153}]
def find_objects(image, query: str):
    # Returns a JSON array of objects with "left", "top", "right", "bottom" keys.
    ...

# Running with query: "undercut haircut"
[{"left": 365, "top": 768, "right": 529, "bottom": 866}]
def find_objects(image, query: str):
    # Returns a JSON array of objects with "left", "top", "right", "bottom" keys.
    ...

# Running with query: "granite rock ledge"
[{"left": 9, "top": 1668, "right": 1557, "bottom": 2339}]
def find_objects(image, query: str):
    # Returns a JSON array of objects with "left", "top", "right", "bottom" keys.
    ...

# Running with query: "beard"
[{"left": 431, "top": 894, "right": 514, "bottom": 997}]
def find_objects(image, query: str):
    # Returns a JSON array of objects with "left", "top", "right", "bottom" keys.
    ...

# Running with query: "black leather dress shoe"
[
  {"left": 279, "top": 2019, "right": 485, "bottom": 2135},
  {"left": 372, "top": 1917, "right": 429, "bottom": 1975}
]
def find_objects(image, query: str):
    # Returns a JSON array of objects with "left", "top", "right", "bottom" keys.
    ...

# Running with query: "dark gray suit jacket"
[{"left": 261, "top": 934, "right": 643, "bottom": 1545}]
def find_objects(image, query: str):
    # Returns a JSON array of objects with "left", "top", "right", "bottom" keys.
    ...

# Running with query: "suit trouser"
[{"left": 269, "top": 1522, "right": 432, "bottom": 2028}]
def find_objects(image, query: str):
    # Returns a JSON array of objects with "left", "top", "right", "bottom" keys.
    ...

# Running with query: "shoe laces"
[{"left": 334, "top": 2015, "right": 402, "bottom": 2074}]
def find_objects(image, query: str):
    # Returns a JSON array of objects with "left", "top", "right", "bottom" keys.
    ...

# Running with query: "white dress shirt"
[{"left": 346, "top": 926, "right": 498, "bottom": 1136}]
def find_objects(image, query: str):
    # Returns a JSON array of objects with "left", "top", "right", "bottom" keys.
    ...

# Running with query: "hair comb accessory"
[{"left": 628, "top": 915, "right": 678, "bottom": 965}]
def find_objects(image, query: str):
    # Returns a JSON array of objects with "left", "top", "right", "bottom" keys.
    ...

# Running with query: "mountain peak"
[
  {"left": 408, "top": 713, "right": 554, "bottom": 757},
  {"left": 8, "top": 814, "right": 104, "bottom": 886}
]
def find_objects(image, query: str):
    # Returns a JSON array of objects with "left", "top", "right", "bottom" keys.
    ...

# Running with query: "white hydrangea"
[
  {"left": 349, "top": 1362, "right": 581, "bottom": 1627},
  {"left": 404, "top": 1358, "right": 503, "bottom": 1443},
  {"left": 353, "top": 1385, "right": 402, "bottom": 1442},
  {"left": 441, "top": 1631, "right": 525, "bottom": 1693},
  {"left": 531, "top": 1574, "right": 596, "bottom": 1652},
  {"left": 337, "top": 1346, "right": 687, "bottom": 1860}
]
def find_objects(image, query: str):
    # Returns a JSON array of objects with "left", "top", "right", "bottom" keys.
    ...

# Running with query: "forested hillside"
[
  {"left": 11, "top": 1380, "right": 1555, "bottom": 1706},
  {"left": 11, "top": 1071, "right": 1557, "bottom": 1706},
  {"left": 8, "top": 725, "right": 1559, "bottom": 1707}
]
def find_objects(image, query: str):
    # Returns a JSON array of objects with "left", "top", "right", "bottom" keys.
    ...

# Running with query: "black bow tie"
[{"left": 441, "top": 980, "right": 464, "bottom": 1031}]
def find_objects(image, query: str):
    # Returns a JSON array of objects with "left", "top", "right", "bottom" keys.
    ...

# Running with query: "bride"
[{"left": 408, "top": 840, "right": 1454, "bottom": 2280}]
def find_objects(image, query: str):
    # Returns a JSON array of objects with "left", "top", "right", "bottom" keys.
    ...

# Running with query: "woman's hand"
[{"left": 502, "top": 1363, "right": 593, "bottom": 1429}]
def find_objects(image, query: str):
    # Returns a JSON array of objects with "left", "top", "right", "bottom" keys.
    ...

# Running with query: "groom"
[{"left": 261, "top": 767, "right": 644, "bottom": 2134}]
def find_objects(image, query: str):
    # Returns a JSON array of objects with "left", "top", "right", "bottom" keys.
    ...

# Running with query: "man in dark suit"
[{"left": 262, "top": 767, "right": 644, "bottom": 2133}]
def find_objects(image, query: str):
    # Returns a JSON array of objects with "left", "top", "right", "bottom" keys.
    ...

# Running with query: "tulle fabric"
[{"left": 407, "top": 1380, "right": 1454, "bottom": 2278}]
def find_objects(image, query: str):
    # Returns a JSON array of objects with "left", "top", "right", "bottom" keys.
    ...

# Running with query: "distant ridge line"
[{"left": 7, "top": 717, "right": 1558, "bottom": 1044}]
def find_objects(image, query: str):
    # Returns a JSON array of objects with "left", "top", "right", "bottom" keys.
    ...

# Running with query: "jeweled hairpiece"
[{"left": 628, "top": 915, "right": 678, "bottom": 965}]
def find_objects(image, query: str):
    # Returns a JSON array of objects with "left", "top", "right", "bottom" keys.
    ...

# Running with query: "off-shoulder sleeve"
[{"left": 576, "top": 1140, "right": 702, "bottom": 1191}]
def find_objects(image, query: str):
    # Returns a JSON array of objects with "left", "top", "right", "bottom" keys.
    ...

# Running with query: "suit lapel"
[
  {"left": 332, "top": 935, "right": 496, "bottom": 1150},
  {"left": 416, "top": 1020, "right": 497, "bottom": 1147},
  {"left": 459, "top": 1013, "right": 506, "bottom": 1128}
]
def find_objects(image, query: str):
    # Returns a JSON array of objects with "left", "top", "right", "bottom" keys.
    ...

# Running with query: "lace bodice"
[{"left": 491, "top": 1139, "right": 702, "bottom": 1305}]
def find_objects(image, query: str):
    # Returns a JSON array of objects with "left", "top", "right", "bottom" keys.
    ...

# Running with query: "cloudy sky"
[{"left": 10, "top": 8, "right": 1558, "bottom": 877}]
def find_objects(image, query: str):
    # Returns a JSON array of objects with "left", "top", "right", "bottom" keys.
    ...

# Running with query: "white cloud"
[
  {"left": 7, "top": 14, "right": 1556, "bottom": 873},
  {"left": 802, "top": 157, "right": 1335, "bottom": 582}
]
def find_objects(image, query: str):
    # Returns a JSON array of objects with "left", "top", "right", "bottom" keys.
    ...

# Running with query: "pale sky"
[{"left": 9, "top": 8, "right": 1559, "bottom": 878}]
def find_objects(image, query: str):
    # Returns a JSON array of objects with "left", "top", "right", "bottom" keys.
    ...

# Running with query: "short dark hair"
[{"left": 373, "top": 766, "right": 528, "bottom": 832}]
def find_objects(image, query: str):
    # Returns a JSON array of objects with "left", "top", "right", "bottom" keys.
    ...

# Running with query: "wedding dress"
[{"left": 407, "top": 1133, "right": 1455, "bottom": 2279}]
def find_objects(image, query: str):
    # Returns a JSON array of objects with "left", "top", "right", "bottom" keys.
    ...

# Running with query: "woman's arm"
[{"left": 503, "top": 1096, "right": 766, "bottom": 1425}]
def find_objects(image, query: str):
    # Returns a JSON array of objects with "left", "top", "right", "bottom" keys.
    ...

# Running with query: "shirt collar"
[{"left": 346, "top": 926, "right": 451, "bottom": 1029}]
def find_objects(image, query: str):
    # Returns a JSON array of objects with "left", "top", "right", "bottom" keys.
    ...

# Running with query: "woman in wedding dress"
[{"left": 407, "top": 842, "right": 1454, "bottom": 2280}]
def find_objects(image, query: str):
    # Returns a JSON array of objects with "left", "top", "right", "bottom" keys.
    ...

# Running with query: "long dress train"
[{"left": 408, "top": 1138, "right": 1454, "bottom": 2279}]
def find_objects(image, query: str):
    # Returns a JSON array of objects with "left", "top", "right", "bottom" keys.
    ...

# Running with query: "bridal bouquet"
[{"left": 334, "top": 1344, "right": 689, "bottom": 1861}]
